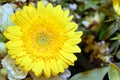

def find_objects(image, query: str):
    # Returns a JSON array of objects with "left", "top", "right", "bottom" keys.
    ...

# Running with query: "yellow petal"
[
  {"left": 6, "top": 40, "right": 23, "bottom": 49},
  {"left": 46, "top": 3, "right": 53, "bottom": 9},
  {"left": 58, "top": 54, "right": 74, "bottom": 66},
  {"left": 15, "top": 11, "right": 30, "bottom": 27},
  {"left": 21, "top": 56, "right": 32, "bottom": 71},
  {"left": 9, "top": 50, "right": 26, "bottom": 58},
  {"left": 50, "top": 59, "right": 59, "bottom": 76},
  {"left": 66, "top": 37, "right": 82, "bottom": 45},
  {"left": 59, "top": 51, "right": 77, "bottom": 65},
  {"left": 15, "top": 57, "right": 23, "bottom": 65},
  {"left": 32, "top": 60, "right": 44, "bottom": 76},
  {"left": 63, "top": 9, "right": 70, "bottom": 18},
  {"left": 4, "top": 31, "right": 21, "bottom": 40},
  {"left": 43, "top": 62, "right": 51, "bottom": 78},
  {"left": 67, "top": 15, "right": 73, "bottom": 21},
  {"left": 37, "top": 1, "right": 46, "bottom": 11},
  {"left": 63, "top": 44, "right": 81, "bottom": 53},
  {"left": 113, "top": 0, "right": 120, "bottom": 16},
  {"left": 59, "top": 59, "right": 69, "bottom": 68},
  {"left": 75, "top": 31, "right": 83, "bottom": 37},
  {"left": 63, "top": 22, "right": 78, "bottom": 34},
  {"left": 56, "top": 59, "right": 64, "bottom": 73},
  {"left": 6, "top": 26, "right": 23, "bottom": 36},
  {"left": 27, "top": 4, "right": 39, "bottom": 22},
  {"left": 54, "top": 5, "right": 63, "bottom": 17}
]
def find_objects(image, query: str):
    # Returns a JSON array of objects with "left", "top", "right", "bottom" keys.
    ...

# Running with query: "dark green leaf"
[
  {"left": 99, "top": 27, "right": 106, "bottom": 40},
  {"left": 102, "top": 22, "right": 118, "bottom": 40},
  {"left": 99, "top": 7, "right": 115, "bottom": 17},
  {"left": 0, "top": 34, "right": 4, "bottom": 42}
]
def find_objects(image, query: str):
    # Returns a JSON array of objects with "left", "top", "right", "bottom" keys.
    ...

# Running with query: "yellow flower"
[
  {"left": 4, "top": 1, "right": 82, "bottom": 78},
  {"left": 113, "top": 0, "right": 120, "bottom": 16}
]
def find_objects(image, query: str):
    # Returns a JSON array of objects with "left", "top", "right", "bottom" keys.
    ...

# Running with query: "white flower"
[
  {"left": 82, "top": 20, "right": 90, "bottom": 28},
  {"left": 42, "top": 0, "right": 48, "bottom": 6},
  {"left": 69, "top": 3, "right": 77, "bottom": 10},
  {"left": 75, "top": 14, "right": 81, "bottom": 19},
  {"left": 0, "top": 3, "right": 15, "bottom": 32},
  {"left": 29, "top": 69, "right": 71, "bottom": 80},
  {"left": 50, "top": 0, "right": 56, "bottom": 2},
  {"left": 98, "top": 41, "right": 110, "bottom": 54},
  {"left": 0, "top": 42, "right": 6, "bottom": 55},
  {"left": 15, "top": 0, "right": 26, "bottom": 2},
  {"left": 1, "top": 55, "right": 28, "bottom": 80},
  {"left": 59, "top": 69, "right": 71, "bottom": 80},
  {"left": 81, "top": 12, "right": 100, "bottom": 28},
  {"left": 105, "top": 55, "right": 112, "bottom": 62}
]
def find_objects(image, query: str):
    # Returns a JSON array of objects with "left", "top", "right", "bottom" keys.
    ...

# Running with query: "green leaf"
[
  {"left": 69, "top": 67, "right": 108, "bottom": 80},
  {"left": 118, "top": 20, "right": 120, "bottom": 31},
  {"left": 84, "top": 4, "right": 91, "bottom": 10},
  {"left": 114, "top": 63, "right": 120, "bottom": 69},
  {"left": 0, "top": 0, "right": 14, "bottom": 2},
  {"left": 103, "top": 22, "right": 118, "bottom": 40},
  {"left": 116, "top": 50, "right": 120, "bottom": 59},
  {"left": 110, "top": 33, "right": 120, "bottom": 53},
  {"left": 0, "top": 34, "right": 4, "bottom": 42},
  {"left": 90, "top": 0, "right": 100, "bottom": 5},
  {"left": 108, "top": 63, "right": 120, "bottom": 80},
  {"left": 84, "top": 0, "right": 98, "bottom": 10},
  {"left": 111, "top": 34, "right": 120, "bottom": 40},
  {"left": 99, "top": 7, "right": 115, "bottom": 17},
  {"left": 113, "top": 40, "right": 120, "bottom": 53},
  {"left": 99, "top": 27, "right": 106, "bottom": 40},
  {"left": 109, "top": 40, "right": 120, "bottom": 55}
]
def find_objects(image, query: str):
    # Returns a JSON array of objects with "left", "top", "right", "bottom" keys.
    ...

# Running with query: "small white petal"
[
  {"left": 59, "top": 69, "right": 71, "bottom": 80},
  {"left": 69, "top": 3, "right": 77, "bottom": 10},
  {"left": 0, "top": 3, "right": 15, "bottom": 32}
]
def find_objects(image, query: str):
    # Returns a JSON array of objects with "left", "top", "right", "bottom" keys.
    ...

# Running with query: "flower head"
[
  {"left": 4, "top": 1, "right": 82, "bottom": 78},
  {"left": 112, "top": 0, "right": 120, "bottom": 16}
]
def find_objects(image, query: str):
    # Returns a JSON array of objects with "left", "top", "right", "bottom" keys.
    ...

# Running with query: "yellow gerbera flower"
[
  {"left": 4, "top": 2, "right": 83, "bottom": 78},
  {"left": 112, "top": 0, "right": 120, "bottom": 16}
]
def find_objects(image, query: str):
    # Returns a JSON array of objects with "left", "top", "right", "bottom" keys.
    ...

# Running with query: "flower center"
[
  {"left": 37, "top": 33, "right": 51, "bottom": 46},
  {"left": 40, "top": 36, "right": 47, "bottom": 44},
  {"left": 34, "top": 29, "right": 55, "bottom": 53}
]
